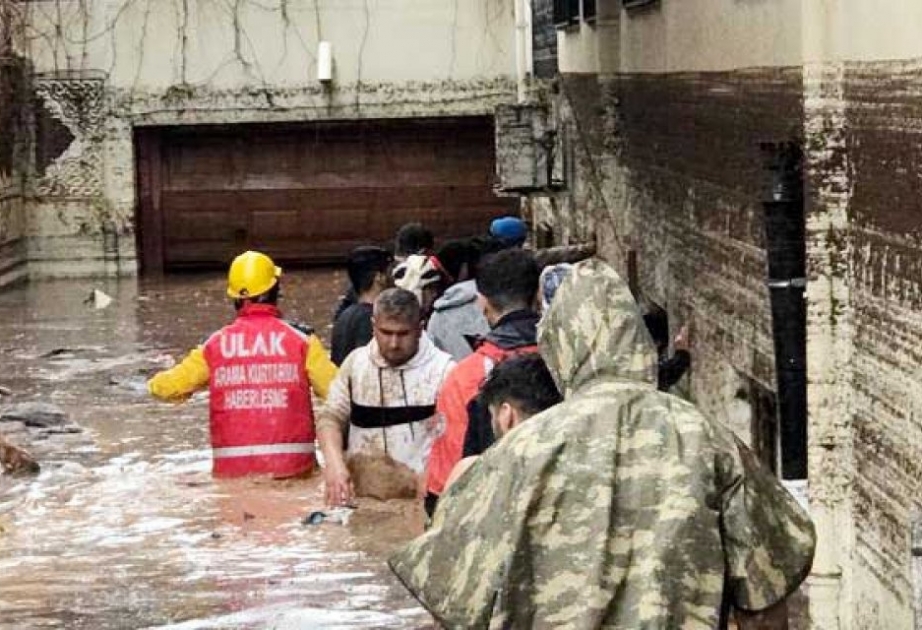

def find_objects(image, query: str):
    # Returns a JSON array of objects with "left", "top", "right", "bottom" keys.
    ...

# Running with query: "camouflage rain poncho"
[{"left": 389, "top": 258, "right": 815, "bottom": 629}]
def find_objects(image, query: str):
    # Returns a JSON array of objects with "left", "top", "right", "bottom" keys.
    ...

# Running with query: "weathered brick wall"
[
  {"left": 841, "top": 59, "right": 922, "bottom": 629},
  {"left": 544, "top": 63, "right": 922, "bottom": 627},
  {"left": 548, "top": 70, "right": 803, "bottom": 433}
]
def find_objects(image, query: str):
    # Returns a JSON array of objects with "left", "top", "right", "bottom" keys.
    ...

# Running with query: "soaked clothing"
[
  {"left": 425, "top": 310, "right": 539, "bottom": 498},
  {"left": 317, "top": 335, "right": 454, "bottom": 474},
  {"left": 331, "top": 302, "right": 373, "bottom": 366},
  {"left": 426, "top": 280, "right": 490, "bottom": 361},
  {"left": 390, "top": 259, "right": 815, "bottom": 628},
  {"left": 333, "top": 285, "right": 358, "bottom": 321},
  {"left": 148, "top": 304, "right": 337, "bottom": 477},
  {"left": 659, "top": 348, "right": 691, "bottom": 391}
]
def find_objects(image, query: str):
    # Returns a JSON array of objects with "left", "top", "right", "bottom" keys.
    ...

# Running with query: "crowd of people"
[{"left": 148, "top": 217, "right": 815, "bottom": 628}]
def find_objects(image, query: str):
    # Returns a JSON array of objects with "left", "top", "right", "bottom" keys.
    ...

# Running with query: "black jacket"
[{"left": 461, "top": 310, "right": 539, "bottom": 458}]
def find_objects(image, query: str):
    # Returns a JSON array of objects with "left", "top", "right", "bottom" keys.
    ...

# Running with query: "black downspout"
[{"left": 760, "top": 141, "right": 808, "bottom": 480}]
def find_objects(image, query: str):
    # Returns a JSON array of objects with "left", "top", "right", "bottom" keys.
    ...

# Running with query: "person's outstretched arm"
[{"left": 148, "top": 347, "right": 209, "bottom": 403}]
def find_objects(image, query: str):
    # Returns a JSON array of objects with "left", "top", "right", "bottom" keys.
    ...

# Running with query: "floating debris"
[
  {"left": 0, "top": 433, "right": 40, "bottom": 475},
  {"left": 0, "top": 402, "right": 67, "bottom": 428},
  {"left": 85, "top": 289, "right": 114, "bottom": 310},
  {"left": 302, "top": 506, "right": 356, "bottom": 526}
]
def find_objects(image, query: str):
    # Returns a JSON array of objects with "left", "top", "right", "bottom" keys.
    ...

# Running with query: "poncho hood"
[{"left": 538, "top": 258, "right": 657, "bottom": 395}]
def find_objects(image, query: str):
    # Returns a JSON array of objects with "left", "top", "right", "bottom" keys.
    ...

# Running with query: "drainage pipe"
[{"left": 760, "top": 141, "right": 808, "bottom": 480}]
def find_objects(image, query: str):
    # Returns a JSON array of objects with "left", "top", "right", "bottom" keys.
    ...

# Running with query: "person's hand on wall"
[{"left": 674, "top": 324, "right": 690, "bottom": 352}]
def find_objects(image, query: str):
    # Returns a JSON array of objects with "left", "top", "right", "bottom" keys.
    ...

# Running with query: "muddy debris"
[
  {"left": 108, "top": 372, "right": 155, "bottom": 394},
  {"left": 0, "top": 402, "right": 67, "bottom": 428},
  {"left": 0, "top": 385, "right": 11, "bottom": 397},
  {"left": 303, "top": 507, "right": 356, "bottom": 526},
  {"left": 347, "top": 452, "right": 421, "bottom": 500},
  {"left": 84, "top": 288, "right": 114, "bottom": 310},
  {"left": 40, "top": 347, "right": 84, "bottom": 359},
  {"left": 0, "top": 433, "right": 40, "bottom": 475}
]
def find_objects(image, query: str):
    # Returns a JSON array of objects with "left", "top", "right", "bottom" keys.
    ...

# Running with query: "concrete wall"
[
  {"left": 0, "top": 55, "right": 29, "bottom": 289},
  {"left": 15, "top": 0, "right": 518, "bottom": 277},
  {"left": 536, "top": 0, "right": 922, "bottom": 628}
]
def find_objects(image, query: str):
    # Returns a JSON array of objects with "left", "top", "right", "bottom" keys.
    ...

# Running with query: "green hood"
[
  {"left": 538, "top": 258, "right": 657, "bottom": 395},
  {"left": 389, "top": 259, "right": 815, "bottom": 629}
]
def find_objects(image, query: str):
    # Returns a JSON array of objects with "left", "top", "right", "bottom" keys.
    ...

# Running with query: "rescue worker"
[
  {"left": 390, "top": 258, "right": 815, "bottom": 628},
  {"left": 148, "top": 251, "right": 337, "bottom": 478},
  {"left": 317, "top": 288, "right": 454, "bottom": 506}
]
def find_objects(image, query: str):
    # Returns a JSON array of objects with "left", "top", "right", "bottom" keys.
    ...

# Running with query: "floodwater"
[{"left": 0, "top": 270, "right": 435, "bottom": 629}]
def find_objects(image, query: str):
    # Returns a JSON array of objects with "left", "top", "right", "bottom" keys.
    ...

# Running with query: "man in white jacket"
[{"left": 317, "top": 288, "right": 455, "bottom": 506}]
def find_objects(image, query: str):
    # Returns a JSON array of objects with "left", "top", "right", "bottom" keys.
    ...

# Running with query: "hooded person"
[
  {"left": 426, "top": 239, "right": 492, "bottom": 361},
  {"left": 389, "top": 258, "right": 815, "bottom": 628}
]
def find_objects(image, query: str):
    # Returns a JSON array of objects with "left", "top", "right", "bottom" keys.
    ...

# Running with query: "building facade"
[
  {"left": 516, "top": 0, "right": 922, "bottom": 628},
  {"left": 2, "top": 0, "right": 521, "bottom": 281}
]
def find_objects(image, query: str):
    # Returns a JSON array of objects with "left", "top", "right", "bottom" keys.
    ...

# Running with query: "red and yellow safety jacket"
[{"left": 148, "top": 303, "right": 337, "bottom": 478}]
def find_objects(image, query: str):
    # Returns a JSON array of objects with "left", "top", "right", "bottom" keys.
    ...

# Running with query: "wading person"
[
  {"left": 331, "top": 246, "right": 393, "bottom": 366},
  {"left": 390, "top": 258, "right": 815, "bottom": 628},
  {"left": 333, "top": 222, "right": 435, "bottom": 320},
  {"left": 443, "top": 353, "right": 561, "bottom": 491},
  {"left": 148, "top": 251, "right": 337, "bottom": 478},
  {"left": 317, "top": 288, "right": 454, "bottom": 506},
  {"left": 644, "top": 305, "right": 692, "bottom": 392},
  {"left": 392, "top": 254, "right": 452, "bottom": 323},
  {"left": 424, "top": 248, "right": 540, "bottom": 516},
  {"left": 426, "top": 238, "right": 506, "bottom": 361}
]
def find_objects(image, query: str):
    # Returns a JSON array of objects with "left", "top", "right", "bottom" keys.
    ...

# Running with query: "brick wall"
[
  {"left": 542, "top": 62, "right": 922, "bottom": 627},
  {"left": 842, "top": 60, "right": 922, "bottom": 628},
  {"left": 549, "top": 70, "right": 803, "bottom": 433}
]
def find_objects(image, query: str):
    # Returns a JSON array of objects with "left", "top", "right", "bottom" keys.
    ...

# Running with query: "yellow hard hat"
[{"left": 227, "top": 251, "right": 282, "bottom": 299}]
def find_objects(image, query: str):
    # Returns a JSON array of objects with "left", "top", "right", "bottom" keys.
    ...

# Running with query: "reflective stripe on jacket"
[
  {"left": 148, "top": 303, "right": 338, "bottom": 478},
  {"left": 317, "top": 335, "right": 454, "bottom": 474}
]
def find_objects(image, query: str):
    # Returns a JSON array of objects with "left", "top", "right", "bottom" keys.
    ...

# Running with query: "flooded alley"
[{"left": 0, "top": 269, "right": 433, "bottom": 629}]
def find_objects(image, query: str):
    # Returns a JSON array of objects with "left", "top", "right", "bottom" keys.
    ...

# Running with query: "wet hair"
[
  {"left": 435, "top": 239, "right": 477, "bottom": 282},
  {"left": 347, "top": 246, "right": 393, "bottom": 294},
  {"left": 479, "top": 353, "right": 562, "bottom": 417},
  {"left": 394, "top": 222, "right": 435, "bottom": 259},
  {"left": 234, "top": 282, "right": 279, "bottom": 311},
  {"left": 476, "top": 248, "right": 540, "bottom": 312},
  {"left": 468, "top": 236, "right": 508, "bottom": 279},
  {"left": 643, "top": 306, "right": 669, "bottom": 351},
  {"left": 373, "top": 287, "right": 421, "bottom": 323}
]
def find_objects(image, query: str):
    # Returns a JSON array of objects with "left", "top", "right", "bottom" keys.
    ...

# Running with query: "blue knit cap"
[{"left": 489, "top": 216, "right": 528, "bottom": 247}]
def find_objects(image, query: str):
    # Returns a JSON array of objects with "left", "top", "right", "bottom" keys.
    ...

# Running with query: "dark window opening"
[
  {"left": 623, "top": 0, "right": 658, "bottom": 9},
  {"left": 555, "top": 0, "right": 595, "bottom": 28}
]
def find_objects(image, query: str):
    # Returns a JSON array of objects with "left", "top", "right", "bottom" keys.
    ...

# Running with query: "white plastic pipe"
[
  {"left": 514, "top": 0, "right": 529, "bottom": 102},
  {"left": 318, "top": 41, "right": 332, "bottom": 82}
]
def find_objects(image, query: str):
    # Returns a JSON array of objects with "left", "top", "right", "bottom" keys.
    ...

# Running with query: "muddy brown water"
[{"left": 0, "top": 270, "right": 435, "bottom": 629}]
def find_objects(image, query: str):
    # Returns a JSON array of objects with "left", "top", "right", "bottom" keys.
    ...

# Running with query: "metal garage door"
[{"left": 135, "top": 117, "right": 516, "bottom": 273}]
